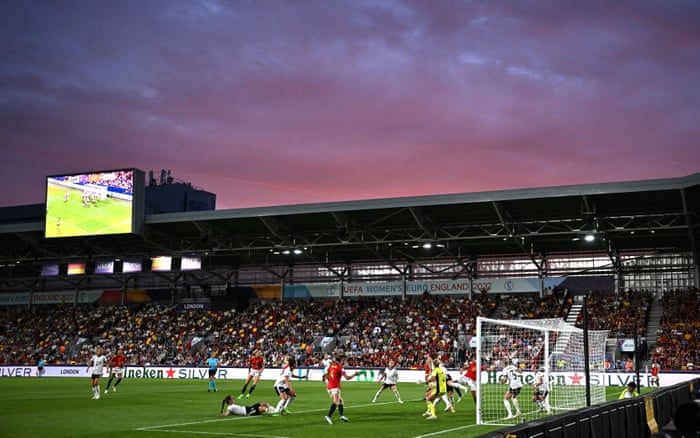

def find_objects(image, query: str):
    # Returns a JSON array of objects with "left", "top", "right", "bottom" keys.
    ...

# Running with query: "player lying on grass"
[{"left": 219, "top": 394, "right": 279, "bottom": 416}]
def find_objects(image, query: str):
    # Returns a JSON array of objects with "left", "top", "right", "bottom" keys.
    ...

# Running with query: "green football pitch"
[
  {"left": 0, "top": 378, "right": 634, "bottom": 438},
  {"left": 0, "top": 378, "right": 501, "bottom": 438}
]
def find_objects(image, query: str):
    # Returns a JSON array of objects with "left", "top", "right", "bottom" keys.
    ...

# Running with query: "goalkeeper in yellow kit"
[{"left": 423, "top": 358, "right": 448, "bottom": 420}]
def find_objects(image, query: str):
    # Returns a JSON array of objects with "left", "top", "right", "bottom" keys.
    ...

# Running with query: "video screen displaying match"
[{"left": 44, "top": 168, "right": 144, "bottom": 238}]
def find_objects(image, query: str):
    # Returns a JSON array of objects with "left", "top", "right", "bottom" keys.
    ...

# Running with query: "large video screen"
[{"left": 44, "top": 168, "right": 144, "bottom": 238}]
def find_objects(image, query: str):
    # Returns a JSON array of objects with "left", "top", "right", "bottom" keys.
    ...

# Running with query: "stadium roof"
[{"left": 1, "top": 173, "right": 698, "bottom": 291}]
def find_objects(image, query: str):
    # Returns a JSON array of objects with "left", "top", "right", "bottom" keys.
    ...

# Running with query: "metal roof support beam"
[
  {"left": 492, "top": 201, "right": 543, "bottom": 272},
  {"left": 408, "top": 207, "right": 433, "bottom": 234}
]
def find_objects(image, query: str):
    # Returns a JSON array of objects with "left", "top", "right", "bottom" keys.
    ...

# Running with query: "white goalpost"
[{"left": 476, "top": 317, "right": 608, "bottom": 425}]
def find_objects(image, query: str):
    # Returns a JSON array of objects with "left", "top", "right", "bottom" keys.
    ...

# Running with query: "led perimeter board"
[{"left": 44, "top": 168, "right": 145, "bottom": 238}]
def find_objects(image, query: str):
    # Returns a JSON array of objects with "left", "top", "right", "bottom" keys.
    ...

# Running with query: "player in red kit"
[
  {"left": 323, "top": 354, "right": 358, "bottom": 425},
  {"left": 239, "top": 350, "right": 265, "bottom": 399},
  {"left": 104, "top": 348, "right": 127, "bottom": 393},
  {"left": 420, "top": 353, "right": 434, "bottom": 401},
  {"left": 457, "top": 357, "right": 478, "bottom": 403},
  {"left": 423, "top": 354, "right": 434, "bottom": 384},
  {"left": 650, "top": 361, "right": 660, "bottom": 387}
]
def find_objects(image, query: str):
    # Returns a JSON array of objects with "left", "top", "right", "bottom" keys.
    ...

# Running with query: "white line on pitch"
[{"left": 412, "top": 423, "right": 482, "bottom": 438}]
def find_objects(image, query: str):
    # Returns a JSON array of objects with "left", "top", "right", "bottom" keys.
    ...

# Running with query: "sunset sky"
[{"left": 1, "top": 0, "right": 698, "bottom": 210}]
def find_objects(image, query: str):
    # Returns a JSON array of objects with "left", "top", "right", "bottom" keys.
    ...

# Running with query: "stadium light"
[
  {"left": 584, "top": 233, "right": 595, "bottom": 242},
  {"left": 411, "top": 241, "right": 446, "bottom": 249},
  {"left": 271, "top": 247, "right": 305, "bottom": 256}
]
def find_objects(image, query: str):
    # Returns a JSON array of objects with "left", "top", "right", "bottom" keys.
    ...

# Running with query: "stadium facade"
[{"left": 0, "top": 172, "right": 698, "bottom": 295}]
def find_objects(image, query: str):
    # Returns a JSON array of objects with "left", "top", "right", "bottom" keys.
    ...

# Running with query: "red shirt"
[
  {"left": 250, "top": 356, "right": 264, "bottom": 371},
  {"left": 651, "top": 364, "right": 659, "bottom": 376},
  {"left": 424, "top": 361, "right": 432, "bottom": 378},
  {"left": 326, "top": 362, "right": 344, "bottom": 390},
  {"left": 110, "top": 354, "right": 127, "bottom": 368},
  {"left": 465, "top": 361, "right": 477, "bottom": 380}
]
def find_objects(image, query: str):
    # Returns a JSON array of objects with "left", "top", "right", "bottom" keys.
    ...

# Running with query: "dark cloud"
[{"left": 1, "top": 0, "right": 698, "bottom": 209}]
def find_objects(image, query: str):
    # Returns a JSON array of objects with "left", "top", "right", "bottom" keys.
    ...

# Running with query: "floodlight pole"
[{"left": 583, "top": 294, "right": 591, "bottom": 407}]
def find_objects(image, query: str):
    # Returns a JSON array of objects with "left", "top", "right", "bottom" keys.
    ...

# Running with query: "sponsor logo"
[
  {"left": 125, "top": 368, "right": 164, "bottom": 379},
  {"left": 0, "top": 367, "right": 32, "bottom": 377},
  {"left": 183, "top": 303, "right": 205, "bottom": 310}
]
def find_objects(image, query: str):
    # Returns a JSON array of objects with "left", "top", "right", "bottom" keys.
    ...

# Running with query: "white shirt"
[
  {"left": 534, "top": 369, "right": 549, "bottom": 392},
  {"left": 90, "top": 354, "right": 107, "bottom": 375},
  {"left": 274, "top": 365, "right": 291, "bottom": 388},
  {"left": 381, "top": 367, "right": 399, "bottom": 385},
  {"left": 503, "top": 365, "right": 523, "bottom": 389},
  {"left": 226, "top": 404, "right": 248, "bottom": 416}
]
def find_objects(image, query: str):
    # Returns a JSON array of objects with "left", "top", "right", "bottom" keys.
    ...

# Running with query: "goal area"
[{"left": 475, "top": 317, "right": 608, "bottom": 425}]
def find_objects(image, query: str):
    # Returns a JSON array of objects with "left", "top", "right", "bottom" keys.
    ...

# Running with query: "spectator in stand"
[
  {"left": 655, "top": 288, "right": 699, "bottom": 370},
  {"left": 581, "top": 290, "right": 653, "bottom": 336},
  {"left": 3, "top": 289, "right": 696, "bottom": 372}
]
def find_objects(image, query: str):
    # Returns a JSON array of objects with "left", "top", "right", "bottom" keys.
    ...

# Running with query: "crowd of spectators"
[
  {"left": 578, "top": 289, "right": 653, "bottom": 336},
  {"left": 0, "top": 293, "right": 502, "bottom": 369},
  {"left": 0, "top": 288, "right": 697, "bottom": 371},
  {"left": 332, "top": 293, "right": 498, "bottom": 369},
  {"left": 489, "top": 291, "right": 568, "bottom": 320},
  {"left": 652, "top": 288, "right": 699, "bottom": 370}
]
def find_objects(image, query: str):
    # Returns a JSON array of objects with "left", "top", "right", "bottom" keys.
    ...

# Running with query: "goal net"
[{"left": 476, "top": 317, "right": 608, "bottom": 425}]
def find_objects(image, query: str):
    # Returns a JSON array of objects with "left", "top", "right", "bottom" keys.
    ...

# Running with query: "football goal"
[{"left": 476, "top": 317, "right": 608, "bottom": 425}]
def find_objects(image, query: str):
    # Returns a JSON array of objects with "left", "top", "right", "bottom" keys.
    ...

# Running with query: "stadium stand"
[
  {"left": 0, "top": 294, "right": 517, "bottom": 368},
  {"left": 2, "top": 289, "right": 697, "bottom": 372},
  {"left": 577, "top": 289, "right": 653, "bottom": 337},
  {"left": 653, "top": 288, "right": 700, "bottom": 370}
]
